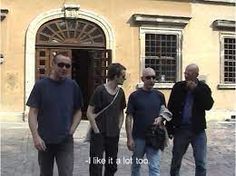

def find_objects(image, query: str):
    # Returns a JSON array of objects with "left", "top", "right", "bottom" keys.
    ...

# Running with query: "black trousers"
[{"left": 89, "top": 133, "right": 119, "bottom": 176}]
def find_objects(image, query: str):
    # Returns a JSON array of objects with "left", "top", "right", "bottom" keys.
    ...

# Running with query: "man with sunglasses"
[
  {"left": 26, "top": 53, "right": 83, "bottom": 176},
  {"left": 125, "top": 67, "right": 166, "bottom": 176},
  {"left": 166, "top": 64, "right": 214, "bottom": 176}
]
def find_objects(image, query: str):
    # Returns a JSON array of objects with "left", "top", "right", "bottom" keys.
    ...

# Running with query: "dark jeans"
[
  {"left": 89, "top": 133, "right": 119, "bottom": 176},
  {"left": 170, "top": 129, "right": 207, "bottom": 176},
  {"left": 38, "top": 135, "right": 74, "bottom": 176}
]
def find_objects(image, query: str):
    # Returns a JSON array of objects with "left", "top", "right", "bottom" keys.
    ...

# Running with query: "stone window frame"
[
  {"left": 138, "top": 27, "right": 183, "bottom": 89},
  {"left": 218, "top": 32, "right": 236, "bottom": 89}
]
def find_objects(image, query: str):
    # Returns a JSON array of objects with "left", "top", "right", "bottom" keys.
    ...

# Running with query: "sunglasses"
[
  {"left": 57, "top": 62, "right": 71, "bottom": 69},
  {"left": 145, "top": 76, "right": 156, "bottom": 80}
]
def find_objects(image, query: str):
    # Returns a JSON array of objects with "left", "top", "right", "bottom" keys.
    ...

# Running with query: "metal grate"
[
  {"left": 36, "top": 19, "right": 106, "bottom": 48},
  {"left": 145, "top": 34, "right": 177, "bottom": 83},
  {"left": 224, "top": 37, "right": 236, "bottom": 84}
]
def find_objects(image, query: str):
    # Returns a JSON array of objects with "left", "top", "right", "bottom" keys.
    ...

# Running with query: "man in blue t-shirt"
[
  {"left": 26, "top": 53, "right": 83, "bottom": 176},
  {"left": 125, "top": 67, "right": 166, "bottom": 176}
]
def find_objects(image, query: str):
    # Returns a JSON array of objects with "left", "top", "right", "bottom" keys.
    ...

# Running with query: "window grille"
[
  {"left": 36, "top": 19, "right": 106, "bottom": 47},
  {"left": 223, "top": 37, "right": 236, "bottom": 84},
  {"left": 145, "top": 34, "right": 177, "bottom": 83}
]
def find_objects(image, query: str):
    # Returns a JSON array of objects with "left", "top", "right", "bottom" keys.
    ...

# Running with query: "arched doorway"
[{"left": 35, "top": 18, "right": 112, "bottom": 118}]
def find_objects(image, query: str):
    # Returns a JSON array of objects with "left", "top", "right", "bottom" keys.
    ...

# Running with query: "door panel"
[
  {"left": 88, "top": 49, "right": 112, "bottom": 94},
  {"left": 36, "top": 49, "right": 50, "bottom": 80}
]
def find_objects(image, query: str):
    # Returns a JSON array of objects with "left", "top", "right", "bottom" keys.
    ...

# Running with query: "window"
[
  {"left": 145, "top": 33, "right": 178, "bottom": 83},
  {"left": 220, "top": 34, "right": 236, "bottom": 86},
  {"left": 36, "top": 18, "right": 106, "bottom": 48},
  {"left": 202, "top": 0, "right": 235, "bottom": 3},
  {"left": 140, "top": 27, "right": 182, "bottom": 87},
  {"left": 133, "top": 14, "right": 190, "bottom": 88}
]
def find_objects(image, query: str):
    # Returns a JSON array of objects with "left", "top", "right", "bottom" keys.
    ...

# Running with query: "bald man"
[
  {"left": 125, "top": 67, "right": 166, "bottom": 176},
  {"left": 166, "top": 64, "right": 214, "bottom": 176}
]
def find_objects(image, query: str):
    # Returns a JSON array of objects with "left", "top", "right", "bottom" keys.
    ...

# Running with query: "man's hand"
[
  {"left": 90, "top": 113, "right": 100, "bottom": 133},
  {"left": 127, "top": 138, "right": 135, "bottom": 151},
  {"left": 28, "top": 107, "right": 46, "bottom": 151},
  {"left": 153, "top": 116, "right": 164, "bottom": 126},
  {"left": 33, "top": 134, "right": 46, "bottom": 151},
  {"left": 87, "top": 105, "right": 100, "bottom": 134},
  {"left": 186, "top": 81, "right": 197, "bottom": 90}
]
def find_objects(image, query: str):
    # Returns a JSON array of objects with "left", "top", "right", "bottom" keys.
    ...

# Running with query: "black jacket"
[{"left": 166, "top": 80, "right": 214, "bottom": 135}]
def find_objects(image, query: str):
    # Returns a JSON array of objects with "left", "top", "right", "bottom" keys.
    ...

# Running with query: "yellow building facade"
[{"left": 0, "top": 0, "right": 235, "bottom": 121}]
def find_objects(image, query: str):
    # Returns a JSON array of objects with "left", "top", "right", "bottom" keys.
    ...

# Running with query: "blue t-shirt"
[
  {"left": 126, "top": 88, "right": 166, "bottom": 139},
  {"left": 26, "top": 77, "right": 83, "bottom": 144}
]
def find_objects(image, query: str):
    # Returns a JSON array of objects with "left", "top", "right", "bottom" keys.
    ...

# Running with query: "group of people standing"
[{"left": 27, "top": 53, "right": 214, "bottom": 176}]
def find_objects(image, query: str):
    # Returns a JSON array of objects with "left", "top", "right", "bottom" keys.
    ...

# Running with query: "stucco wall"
[{"left": 184, "top": 3, "right": 235, "bottom": 112}]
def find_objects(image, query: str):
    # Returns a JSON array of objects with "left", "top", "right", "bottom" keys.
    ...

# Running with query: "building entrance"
[{"left": 72, "top": 49, "right": 111, "bottom": 117}]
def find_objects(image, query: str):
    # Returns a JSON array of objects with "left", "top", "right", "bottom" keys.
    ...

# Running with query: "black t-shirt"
[
  {"left": 89, "top": 84, "right": 126, "bottom": 137},
  {"left": 26, "top": 77, "right": 83, "bottom": 143},
  {"left": 126, "top": 88, "right": 166, "bottom": 139}
]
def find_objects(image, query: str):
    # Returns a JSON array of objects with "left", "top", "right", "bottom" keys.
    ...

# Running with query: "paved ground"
[{"left": 1, "top": 120, "right": 235, "bottom": 176}]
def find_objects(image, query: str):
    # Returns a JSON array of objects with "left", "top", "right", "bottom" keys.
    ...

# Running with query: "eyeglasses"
[
  {"left": 57, "top": 62, "right": 71, "bottom": 69},
  {"left": 145, "top": 76, "right": 156, "bottom": 80}
]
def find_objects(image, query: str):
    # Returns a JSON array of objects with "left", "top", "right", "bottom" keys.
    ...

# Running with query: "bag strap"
[{"left": 96, "top": 87, "right": 120, "bottom": 117}]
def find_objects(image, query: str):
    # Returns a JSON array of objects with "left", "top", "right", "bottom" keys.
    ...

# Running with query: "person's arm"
[
  {"left": 70, "top": 109, "right": 82, "bottom": 135},
  {"left": 118, "top": 110, "right": 124, "bottom": 129},
  {"left": 87, "top": 105, "right": 100, "bottom": 133},
  {"left": 166, "top": 83, "right": 179, "bottom": 138},
  {"left": 167, "top": 83, "right": 178, "bottom": 112},
  {"left": 153, "top": 92, "right": 166, "bottom": 126},
  {"left": 159, "top": 105, "right": 172, "bottom": 122},
  {"left": 119, "top": 89, "right": 126, "bottom": 130},
  {"left": 28, "top": 107, "right": 46, "bottom": 151},
  {"left": 125, "top": 113, "right": 135, "bottom": 151},
  {"left": 193, "top": 83, "right": 214, "bottom": 110}
]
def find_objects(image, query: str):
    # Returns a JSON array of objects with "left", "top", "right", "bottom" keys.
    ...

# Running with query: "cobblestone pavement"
[{"left": 1, "top": 120, "right": 235, "bottom": 176}]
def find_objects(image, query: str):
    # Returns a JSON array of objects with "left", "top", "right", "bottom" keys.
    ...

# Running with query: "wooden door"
[
  {"left": 88, "top": 49, "right": 112, "bottom": 94},
  {"left": 35, "top": 49, "right": 50, "bottom": 80}
]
